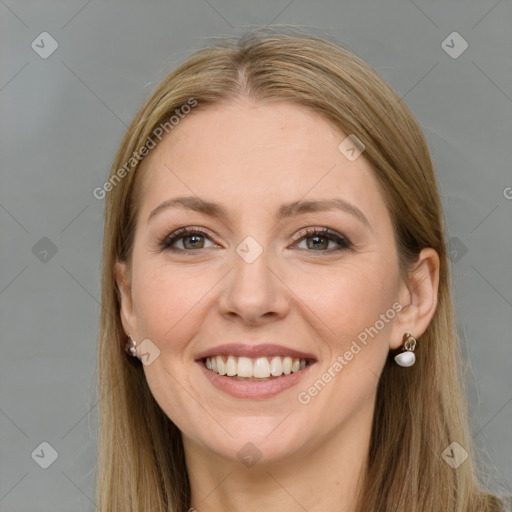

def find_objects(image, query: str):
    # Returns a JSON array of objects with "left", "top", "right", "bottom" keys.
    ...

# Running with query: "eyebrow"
[{"left": 147, "top": 195, "right": 372, "bottom": 231}]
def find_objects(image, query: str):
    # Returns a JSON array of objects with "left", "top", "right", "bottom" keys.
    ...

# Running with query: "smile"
[
  {"left": 196, "top": 343, "right": 317, "bottom": 398},
  {"left": 205, "top": 355, "right": 307, "bottom": 380}
]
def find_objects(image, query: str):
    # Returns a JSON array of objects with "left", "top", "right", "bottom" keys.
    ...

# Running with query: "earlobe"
[
  {"left": 390, "top": 248, "right": 440, "bottom": 349},
  {"left": 114, "top": 260, "right": 137, "bottom": 337}
]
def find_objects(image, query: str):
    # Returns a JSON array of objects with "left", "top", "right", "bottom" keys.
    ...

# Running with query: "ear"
[
  {"left": 114, "top": 260, "right": 138, "bottom": 339},
  {"left": 390, "top": 247, "right": 440, "bottom": 350}
]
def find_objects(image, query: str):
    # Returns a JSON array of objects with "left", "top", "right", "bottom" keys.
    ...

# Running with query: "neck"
[{"left": 184, "top": 399, "right": 374, "bottom": 512}]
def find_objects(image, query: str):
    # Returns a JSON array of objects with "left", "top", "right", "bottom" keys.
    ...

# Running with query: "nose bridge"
[{"left": 219, "top": 234, "right": 289, "bottom": 323}]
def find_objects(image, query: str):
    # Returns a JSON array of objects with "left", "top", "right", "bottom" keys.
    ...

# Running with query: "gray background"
[{"left": 1, "top": 1, "right": 511, "bottom": 510}]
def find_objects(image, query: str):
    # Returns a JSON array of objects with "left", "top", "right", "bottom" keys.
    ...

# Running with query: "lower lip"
[{"left": 198, "top": 361, "right": 316, "bottom": 399}]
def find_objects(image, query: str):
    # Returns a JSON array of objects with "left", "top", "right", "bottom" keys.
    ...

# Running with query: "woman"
[{"left": 96, "top": 29, "right": 509, "bottom": 512}]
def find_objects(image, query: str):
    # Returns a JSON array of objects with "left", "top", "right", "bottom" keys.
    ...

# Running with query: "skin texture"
[{"left": 115, "top": 100, "right": 440, "bottom": 512}]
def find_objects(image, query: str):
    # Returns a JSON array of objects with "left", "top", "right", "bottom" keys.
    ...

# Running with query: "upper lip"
[{"left": 195, "top": 343, "right": 317, "bottom": 361}]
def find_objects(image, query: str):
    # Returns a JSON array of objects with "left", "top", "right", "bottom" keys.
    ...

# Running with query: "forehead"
[{"left": 135, "top": 101, "right": 388, "bottom": 226}]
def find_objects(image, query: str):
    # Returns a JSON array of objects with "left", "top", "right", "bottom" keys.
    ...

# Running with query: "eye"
[
  {"left": 292, "top": 227, "right": 353, "bottom": 252},
  {"left": 159, "top": 227, "right": 218, "bottom": 251},
  {"left": 158, "top": 226, "right": 353, "bottom": 253}
]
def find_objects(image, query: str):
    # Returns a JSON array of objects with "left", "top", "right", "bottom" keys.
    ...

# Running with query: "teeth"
[
  {"left": 237, "top": 357, "right": 253, "bottom": 378},
  {"left": 226, "top": 355, "right": 237, "bottom": 376},
  {"left": 270, "top": 356, "right": 282, "bottom": 376},
  {"left": 204, "top": 355, "right": 308, "bottom": 378},
  {"left": 282, "top": 356, "right": 292, "bottom": 375},
  {"left": 253, "top": 357, "right": 271, "bottom": 378},
  {"left": 216, "top": 355, "right": 226, "bottom": 376}
]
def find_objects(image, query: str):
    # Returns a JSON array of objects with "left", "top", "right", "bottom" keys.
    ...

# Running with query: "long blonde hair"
[{"left": 96, "top": 28, "right": 506, "bottom": 512}]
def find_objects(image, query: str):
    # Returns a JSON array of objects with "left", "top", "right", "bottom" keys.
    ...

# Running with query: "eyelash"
[{"left": 158, "top": 226, "right": 353, "bottom": 254}]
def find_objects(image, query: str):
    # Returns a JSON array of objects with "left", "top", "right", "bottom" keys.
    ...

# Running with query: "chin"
[
  {"left": 188, "top": 415, "right": 310, "bottom": 466},
  {"left": 209, "top": 434, "right": 302, "bottom": 468}
]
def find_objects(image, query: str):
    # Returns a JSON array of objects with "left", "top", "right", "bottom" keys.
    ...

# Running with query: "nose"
[{"left": 217, "top": 244, "right": 290, "bottom": 326}]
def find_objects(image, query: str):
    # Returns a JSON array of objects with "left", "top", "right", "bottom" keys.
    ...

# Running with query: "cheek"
[
  {"left": 287, "top": 257, "right": 398, "bottom": 342},
  {"left": 288, "top": 259, "right": 398, "bottom": 408},
  {"left": 131, "top": 261, "right": 206, "bottom": 353},
  {"left": 291, "top": 266, "right": 397, "bottom": 417}
]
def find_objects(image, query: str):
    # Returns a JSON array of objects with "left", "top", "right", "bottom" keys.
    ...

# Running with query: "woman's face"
[{"left": 116, "top": 100, "right": 411, "bottom": 465}]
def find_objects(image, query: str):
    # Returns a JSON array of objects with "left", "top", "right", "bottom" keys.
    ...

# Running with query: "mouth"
[
  {"left": 201, "top": 355, "right": 313, "bottom": 381},
  {"left": 195, "top": 344, "right": 317, "bottom": 399}
]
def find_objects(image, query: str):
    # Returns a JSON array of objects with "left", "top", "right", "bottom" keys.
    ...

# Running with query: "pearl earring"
[
  {"left": 394, "top": 332, "right": 417, "bottom": 367},
  {"left": 124, "top": 334, "right": 141, "bottom": 361}
]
